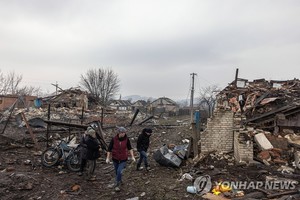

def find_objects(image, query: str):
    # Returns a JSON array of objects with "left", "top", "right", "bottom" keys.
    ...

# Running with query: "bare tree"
[
  {"left": 7, "top": 71, "right": 22, "bottom": 94},
  {"left": 80, "top": 68, "right": 120, "bottom": 106},
  {"left": 198, "top": 85, "right": 220, "bottom": 118},
  {"left": 0, "top": 70, "right": 22, "bottom": 95},
  {"left": 0, "top": 70, "right": 42, "bottom": 96},
  {"left": 0, "top": 70, "right": 6, "bottom": 94},
  {"left": 16, "top": 86, "right": 42, "bottom": 96}
]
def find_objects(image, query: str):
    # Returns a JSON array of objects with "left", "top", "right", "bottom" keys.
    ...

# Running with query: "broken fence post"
[{"left": 21, "top": 112, "right": 40, "bottom": 150}]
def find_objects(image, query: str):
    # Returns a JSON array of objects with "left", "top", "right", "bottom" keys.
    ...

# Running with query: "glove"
[
  {"left": 132, "top": 157, "right": 136, "bottom": 162},
  {"left": 105, "top": 158, "right": 110, "bottom": 164}
]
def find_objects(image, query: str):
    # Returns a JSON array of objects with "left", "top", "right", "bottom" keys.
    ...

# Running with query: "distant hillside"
[{"left": 122, "top": 95, "right": 154, "bottom": 102}]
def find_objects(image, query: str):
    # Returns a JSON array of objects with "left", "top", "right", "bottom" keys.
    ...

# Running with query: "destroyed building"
[
  {"left": 197, "top": 78, "right": 300, "bottom": 167},
  {"left": 218, "top": 78, "right": 300, "bottom": 133},
  {"left": 42, "top": 88, "right": 89, "bottom": 110},
  {"left": 149, "top": 97, "right": 179, "bottom": 116},
  {"left": 0, "top": 95, "right": 36, "bottom": 111},
  {"left": 108, "top": 99, "right": 132, "bottom": 113},
  {"left": 132, "top": 100, "right": 147, "bottom": 112}
]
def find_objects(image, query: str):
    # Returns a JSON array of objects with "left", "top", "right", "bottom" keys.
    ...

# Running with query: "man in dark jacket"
[
  {"left": 136, "top": 128, "right": 152, "bottom": 171},
  {"left": 79, "top": 127, "right": 100, "bottom": 180}
]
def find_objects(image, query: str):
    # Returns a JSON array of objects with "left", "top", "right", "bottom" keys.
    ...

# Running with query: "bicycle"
[{"left": 41, "top": 140, "right": 81, "bottom": 172}]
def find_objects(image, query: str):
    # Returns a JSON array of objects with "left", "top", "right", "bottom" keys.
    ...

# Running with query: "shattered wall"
[
  {"left": 217, "top": 78, "right": 300, "bottom": 132},
  {"left": 43, "top": 89, "right": 89, "bottom": 109},
  {"left": 234, "top": 130, "right": 253, "bottom": 163},
  {"left": 200, "top": 110, "right": 234, "bottom": 153},
  {"left": 0, "top": 95, "right": 36, "bottom": 111}
]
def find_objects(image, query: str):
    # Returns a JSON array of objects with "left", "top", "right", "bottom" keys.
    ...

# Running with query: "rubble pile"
[
  {"left": 218, "top": 78, "right": 300, "bottom": 130},
  {"left": 42, "top": 88, "right": 89, "bottom": 109},
  {"left": 0, "top": 106, "right": 140, "bottom": 129}
]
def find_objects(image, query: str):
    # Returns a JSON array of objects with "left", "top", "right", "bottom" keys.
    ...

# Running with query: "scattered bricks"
[
  {"left": 266, "top": 135, "right": 289, "bottom": 150},
  {"left": 271, "top": 148, "right": 283, "bottom": 155},
  {"left": 5, "top": 166, "right": 15, "bottom": 172},
  {"left": 272, "top": 148, "right": 283, "bottom": 155},
  {"left": 269, "top": 150, "right": 281, "bottom": 159},
  {"left": 258, "top": 150, "right": 271, "bottom": 161},
  {"left": 273, "top": 158, "right": 288, "bottom": 165}
]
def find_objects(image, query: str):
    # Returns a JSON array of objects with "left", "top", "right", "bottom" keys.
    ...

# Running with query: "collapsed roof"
[{"left": 217, "top": 78, "right": 300, "bottom": 132}]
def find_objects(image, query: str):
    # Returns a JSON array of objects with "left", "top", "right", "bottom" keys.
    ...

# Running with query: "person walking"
[
  {"left": 106, "top": 127, "right": 136, "bottom": 191},
  {"left": 136, "top": 128, "right": 152, "bottom": 171},
  {"left": 78, "top": 127, "right": 100, "bottom": 180}
]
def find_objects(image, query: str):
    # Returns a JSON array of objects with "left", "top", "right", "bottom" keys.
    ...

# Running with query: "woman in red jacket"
[{"left": 106, "top": 127, "right": 135, "bottom": 191}]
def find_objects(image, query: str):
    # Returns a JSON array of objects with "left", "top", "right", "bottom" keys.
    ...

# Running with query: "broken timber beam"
[
  {"left": 21, "top": 112, "right": 40, "bottom": 150},
  {"left": 44, "top": 120, "right": 88, "bottom": 129}
]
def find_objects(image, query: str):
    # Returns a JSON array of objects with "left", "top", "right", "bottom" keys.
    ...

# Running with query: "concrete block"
[{"left": 254, "top": 133, "right": 273, "bottom": 150}]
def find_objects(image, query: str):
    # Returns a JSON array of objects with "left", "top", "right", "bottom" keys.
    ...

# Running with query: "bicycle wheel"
[
  {"left": 66, "top": 151, "right": 81, "bottom": 172},
  {"left": 41, "top": 147, "right": 61, "bottom": 167}
]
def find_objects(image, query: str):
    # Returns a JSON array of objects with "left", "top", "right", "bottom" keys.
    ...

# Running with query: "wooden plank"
[
  {"left": 44, "top": 120, "right": 88, "bottom": 129},
  {"left": 21, "top": 112, "right": 40, "bottom": 150}
]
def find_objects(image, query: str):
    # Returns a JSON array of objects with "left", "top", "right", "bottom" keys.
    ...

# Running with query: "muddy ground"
[{"left": 0, "top": 116, "right": 300, "bottom": 200}]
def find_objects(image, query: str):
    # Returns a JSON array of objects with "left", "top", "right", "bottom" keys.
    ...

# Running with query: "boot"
[
  {"left": 136, "top": 163, "right": 142, "bottom": 171},
  {"left": 146, "top": 164, "right": 151, "bottom": 171},
  {"left": 114, "top": 182, "right": 121, "bottom": 192}
]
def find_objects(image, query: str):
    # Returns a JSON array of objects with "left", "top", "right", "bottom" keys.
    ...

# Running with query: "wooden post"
[
  {"left": 130, "top": 109, "right": 139, "bottom": 126},
  {"left": 21, "top": 112, "right": 40, "bottom": 150},
  {"left": 81, "top": 106, "right": 84, "bottom": 125},
  {"left": 186, "top": 136, "right": 193, "bottom": 158},
  {"left": 191, "top": 122, "right": 198, "bottom": 157},
  {"left": 101, "top": 107, "right": 104, "bottom": 128},
  {"left": 234, "top": 68, "right": 239, "bottom": 88},
  {"left": 46, "top": 104, "right": 51, "bottom": 147},
  {"left": 1, "top": 99, "right": 18, "bottom": 134}
]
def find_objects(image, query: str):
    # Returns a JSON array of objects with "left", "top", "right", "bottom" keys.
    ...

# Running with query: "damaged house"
[
  {"left": 108, "top": 99, "right": 132, "bottom": 113},
  {"left": 132, "top": 100, "right": 147, "bottom": 112},
  {"left": 149, "top": 97, "right": 179, "bottom": 116},
  {"left": 42, "top": 88, "right": 88, "bottom": 109},
  {"left": 0, "top": 95, "right": 36, "bottom": 111},
  {"left": 197, "top": 78, "right": 300, "bottom": 167}
]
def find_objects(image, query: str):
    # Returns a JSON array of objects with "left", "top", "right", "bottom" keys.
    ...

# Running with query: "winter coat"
[
  {"left": 137, "top": 132, "right": 151, "bottom": 152},
  {"left": 80, "top": 134, "right": 100, "bottom": 160},
  {"left": 108, "top": 134, "right": 132, "bottom": 162}
]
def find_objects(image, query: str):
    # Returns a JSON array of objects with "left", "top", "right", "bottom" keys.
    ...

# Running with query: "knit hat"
[
  {"left": 86, "top": 127, "right": 96, "bottom": 138},
  {"left": 142, "top": 128, "right": 153, "bottom": 134},
  {"left": 117, "top": 127, "right": 127, "bottom": 133}
]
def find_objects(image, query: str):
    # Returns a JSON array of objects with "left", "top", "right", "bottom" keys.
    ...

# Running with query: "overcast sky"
[{"left": 0, "top": 0, "right": 299, "bottom": 100}]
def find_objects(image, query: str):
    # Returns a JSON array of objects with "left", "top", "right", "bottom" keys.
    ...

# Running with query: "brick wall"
[
  {"left": 0, "top": 95, "right": 36, "bottom": 111},
  {"left": 200, "top": 110, "right": 234, "bottom": 153},
  {"left": 234, "top": 130, "right": 253, "bottom": 163}
]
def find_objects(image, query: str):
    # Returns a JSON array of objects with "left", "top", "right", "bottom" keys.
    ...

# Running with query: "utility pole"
[
  {"left": 190, "top": 73, "right": 197, "bottom": 123},
  {"left": 234, "top": 68, "right": 239, "bottom": 88},
  {"left": 51, "top": 81, "right": 58, "bottom": 95}
]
